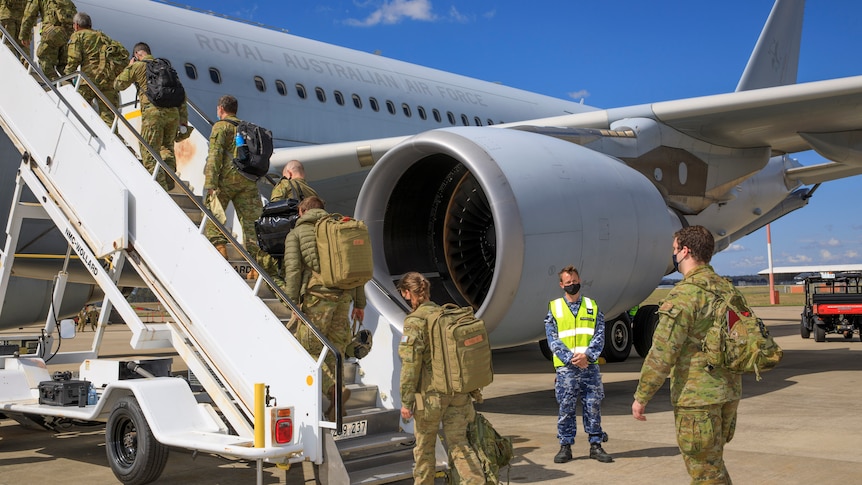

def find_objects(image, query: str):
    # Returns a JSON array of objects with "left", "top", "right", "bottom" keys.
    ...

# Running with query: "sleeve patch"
[{"left": 400, "top": 335, "right": 410, "bottom": 344}]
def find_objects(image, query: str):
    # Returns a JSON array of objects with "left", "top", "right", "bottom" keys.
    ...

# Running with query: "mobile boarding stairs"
[{"left": 0, "top": 26, "right": 427, "bottom": 484}]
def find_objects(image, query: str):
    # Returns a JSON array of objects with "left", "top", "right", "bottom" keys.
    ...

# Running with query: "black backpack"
[
  {"left": 224, "top": 119, "right": 273, "bottom": 181},
  {"left": 144, "top": 58, "right": 185, "bottom": 108},
  {"left": 255, "top": 180, "right": 303, "bottom": 258}
]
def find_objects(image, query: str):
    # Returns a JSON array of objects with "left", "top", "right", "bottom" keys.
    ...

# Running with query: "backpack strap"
[{"left": 287, "top": 179, "right": 304, "bottom": 201}]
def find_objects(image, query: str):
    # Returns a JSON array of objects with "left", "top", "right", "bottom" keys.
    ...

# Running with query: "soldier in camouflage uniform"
[
  {"left": 545, "top": 265, "right": 613, "bottom": 464},
  {"left": 203, "top": 94, "right": 262, "bottom": 257},
  {"left": 396, "top": 272, "right": 484, "bottom": 485},
  {"left": 64, "top": 12, "right": 122, "bottom": 126},
  {"left": 270, "top": 160, "right": 319, "bottom": 202},
  {"left": 86, "top": 304, "right": 99, "bottom": 331},
  {"left": 282, "top": 196, "right": 365, "bottom": 419},
  {"left": 0, "top": 0, "right": 26, "bottom": 46},
  {"left": 20, "top": 0, "right": 76, "bottom": 78},
  {"left": 257, "top": 159, "right": 320, "bottom": 285},
  {"left": 632, "top": 225, "right": 742, "bottom": 484},
  {"left": 114, "top": 42, "right": 188, "bottom": 191}
]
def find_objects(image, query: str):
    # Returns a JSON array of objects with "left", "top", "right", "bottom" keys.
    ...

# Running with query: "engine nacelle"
[{"left": 356, "top": 127, "right": 681, "bottom": 347}]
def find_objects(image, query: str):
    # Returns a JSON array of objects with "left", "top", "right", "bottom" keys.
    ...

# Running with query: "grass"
[{"left": 641, "top": 285, "right": 805, "bottom": 307}]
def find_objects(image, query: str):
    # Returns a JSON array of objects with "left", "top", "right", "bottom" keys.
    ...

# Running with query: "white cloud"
[
  {"left": 723, "top": 244, "right": 746, "bottom": 253},
  {"left": 820, "top": 249, "right": 836, "bottom": 260},
  {"left": 785, "top": 254, "right": 813, "bottom": 264},
  {"left": 449, "top": 5, "right": 469, "bottom": 23},
  {"left": 567, "top": 90, "right": 590, "bottom": 101},
  {"left": 346, "top": 0, "right": 437, "bottom": 26},
  {"left": 730, "top": 256, "right": 765, "bottom": 269},
  {"left": 826, "top": 238, "right": 840, "bottom": 247},
  {"left": 846, "top": 250, "right": 860, "bottom": 259}
]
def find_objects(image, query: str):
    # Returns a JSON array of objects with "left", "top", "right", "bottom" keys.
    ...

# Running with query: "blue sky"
[{"left": 175, "top": 0, "right": 862, "bottom": 276}]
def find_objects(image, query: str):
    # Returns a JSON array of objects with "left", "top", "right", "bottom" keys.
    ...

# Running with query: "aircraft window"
[
  {"left": 184, "top": 63, "right": 197, "bottom": 80},
  {"left": 295, "top": 84, "right": 307, "bottom": 99},
  {"left": 369, "top": 97, "right": 379, "bottom": 112},
  {"left": 352, "top": 94, "right": 362, "bottom": 109},
  {"left": 447, "top": 111, "right": 456, "bottom": 125},
  {"left": 418, "top": 106, "right": 427, "bottom": 120},
  {"left": 402, "top": 103, "right": 411, "bottom": 117},
  {"left": 275, "top": 80, "right": 287, "bottom": 96},
  {"left": 474, "top": 117, "right": 483, "bottom": 126},
  {"left": 315, "top": 87, "right": 326, "bottom": 103},
  {"left": 209, "top": 67, "right": 221, "bottom": 84},
  {"left": 386, "top": 100, "right": 396, "bottom": 115},
  {"left": 254, "top": 76, "right": 266, "bottom": 92},
  {"left": 433, "top": 109, "right": 441, "bottom": 123},
  {"left": 461, "top": 114, "right": 469, "bottom": 126},
  {"left": 334, "top": 91, "right": 345, "bottom": 106}
]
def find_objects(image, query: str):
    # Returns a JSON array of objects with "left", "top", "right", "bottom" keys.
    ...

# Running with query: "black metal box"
[{"left": 38, "top": 380, "right": 90, "bottom": 406}]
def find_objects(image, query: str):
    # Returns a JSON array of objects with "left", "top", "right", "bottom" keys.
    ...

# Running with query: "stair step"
[
  {"left": 346, "top": 456, "right": 416, "bottom": 485},
  {"left": 343, "top": 384, "right": 381, "bottom": 411},
  {"left": 337, "top": 430, "right": 415, "bottom": 461}
]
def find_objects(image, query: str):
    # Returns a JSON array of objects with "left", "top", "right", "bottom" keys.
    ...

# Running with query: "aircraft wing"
[{"left": 279, "top": 75, "right": 862, "bottom": 183}]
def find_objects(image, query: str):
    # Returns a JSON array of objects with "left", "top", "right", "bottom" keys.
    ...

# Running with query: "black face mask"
[{"left": 563, "top": 283, "right": 581, "bottom": 295}]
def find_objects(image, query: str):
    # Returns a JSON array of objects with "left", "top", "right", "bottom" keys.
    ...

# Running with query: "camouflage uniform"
[
  {"left": 20, "top": 0, "right": 76, "bottom": 77},
  {"left": 64, "top": 28, "right": 121, "bottom": 126},
  {"left": 0, "top": 0, "right": 26, "bottom": 42},
  {"left": 76, "top": 307, "right": 87, "bottom": 331},
  {"left": 114, "top": 54, "right": 188, "bottom": 191},
  {"left": 270, "top": 177, "right": 318, "bottom": 202},
  {"left": 282, "top": 207, "right": 365, "bottom": 392},
  {"left": 399, "top": 301, "right": 484, "bottom": 485},
  {"left": 634, "top": 264, "right": 743, "bottom": 484},
  {"left": 86, "top": 305, "right": 99, "bottom": 331},
  {"left": 544, "top": 296, "right": 608, "bottom": 446},
  {"left": 203, "top": 115, "right": 262, "bottom": 254}
]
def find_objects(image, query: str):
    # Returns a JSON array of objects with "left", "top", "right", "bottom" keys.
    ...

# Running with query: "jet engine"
[{"left": 356, "top": 127, "right": 682, "bottom": 348}]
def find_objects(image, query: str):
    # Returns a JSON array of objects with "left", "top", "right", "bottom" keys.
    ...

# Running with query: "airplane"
[{"left": 2, "top": 0, "right": 862, "bottom": 362}]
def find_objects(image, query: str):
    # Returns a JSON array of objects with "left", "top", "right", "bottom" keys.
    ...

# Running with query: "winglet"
[{"left": 736, "top": 0, "right": 805, "bottom": 92}]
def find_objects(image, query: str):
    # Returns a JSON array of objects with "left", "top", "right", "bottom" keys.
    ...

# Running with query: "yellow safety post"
[{"left": 254, "top": 383, "right": 265, "bottom": 448}]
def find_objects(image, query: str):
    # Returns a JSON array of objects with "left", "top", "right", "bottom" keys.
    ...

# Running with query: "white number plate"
[{"left": 334, "top": 419, "right": 368, "bottom": 440}]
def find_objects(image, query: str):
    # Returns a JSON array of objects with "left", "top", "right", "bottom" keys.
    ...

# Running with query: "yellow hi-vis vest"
[{"left": 550, "top": 296, "right": 598, "bottom": 368}]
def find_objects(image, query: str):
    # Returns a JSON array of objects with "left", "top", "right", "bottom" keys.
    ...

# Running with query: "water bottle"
[
  {"left": 87, "top": 385, "right": 98, "bottom": 405},
  {"left": 235, "top": 132, "right": 249, "bottom": 162}
]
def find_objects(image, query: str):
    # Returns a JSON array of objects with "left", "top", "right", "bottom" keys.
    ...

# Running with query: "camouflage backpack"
[
  {"left": 426, "top": 304, "right": 493, "bottom": 394},
  {"left": 94, "top": 32, "right": 128, "bottom": 88},
  {"left": 689, "top": 283, "right": 784, "bottom": 380},
  {"left": 449, "top": 412, "right": 513, "bottom": 484},
  {"left": 47, "top": 0, "right": 75, "bottom": 26}
]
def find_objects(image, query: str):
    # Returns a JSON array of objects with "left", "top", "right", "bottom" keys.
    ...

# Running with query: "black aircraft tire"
[
  {"left": 600, "top": 313, "right": 632, "bottom": 363},
  {"left": 539, "top": 339, "right": 553, "bottom": 361},
  {"left": 633, "top": 305, "right": 660, "bottom": 358},
  {"left": 106, "top": 396, "right": 169, "bottom": 485}
]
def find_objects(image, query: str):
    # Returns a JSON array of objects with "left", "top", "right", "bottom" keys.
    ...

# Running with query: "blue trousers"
[{"left": 555, "top": 363, "right": 605, "bottom": 445}]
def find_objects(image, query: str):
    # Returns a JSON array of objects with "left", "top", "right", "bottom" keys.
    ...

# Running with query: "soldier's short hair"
[
  {"left": 298, "top": 196, "right": 325, "bottom": 212},
  {"left": 73, "top": 12, "right": 92, "bottom": 29},
  {"left": 133, "top": 42, "right": 151, "bottom": 55},
  {"left": 218, "top": 95, "right": 238, "bottom": 115},
  {"left": 558, "top": 265, "right": 580, "bottom": 282},
  {"left": 674, "top": 225, "right": 714, "bottom": 263},
  {"left": 397, "top": 272, "right": 431, "bottom": 302}
]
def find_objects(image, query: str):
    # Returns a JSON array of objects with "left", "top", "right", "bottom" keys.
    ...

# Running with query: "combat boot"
[
  {"left": 215, "top": 244, "right": 228, "bottom": 259},
  {"left": 589, "top": 443, "right": 613, "bottom": 463},
  {"left": 247, "top": 268, "right": 259, "bottom": 280},
  {"left": 553, "top": 444, "right": 572, "bottom": 463}
]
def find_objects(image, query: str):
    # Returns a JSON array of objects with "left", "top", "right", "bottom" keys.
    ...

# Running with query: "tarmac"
[{"left": 1, "top": 305, "right": 861, "bottom": 484}]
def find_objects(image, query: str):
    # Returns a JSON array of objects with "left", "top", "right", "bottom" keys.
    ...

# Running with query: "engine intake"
[{"left": 356, "top": 127, "right": 680, "bottom": 347}]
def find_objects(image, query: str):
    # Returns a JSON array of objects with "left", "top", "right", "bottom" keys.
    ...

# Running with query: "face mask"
[
  {"left": 672, "top": 252, "right": 686, "bottom": 273},
  {"left": 563, "top": 283, "right": 581, "bottom": 295}
]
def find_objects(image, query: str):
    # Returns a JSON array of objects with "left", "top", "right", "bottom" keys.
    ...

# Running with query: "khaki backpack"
[
  {"left": 688, "top": 283, "right": 784, "bottom": 380},
  {"left": 314, "top": 213, "right": 373, "bottom": 290},
  {"left": 94, "top": 32, "right": 128, "bottom": 88},
  {"left": 426, "top": 303, "right": 493, "bottom": 394}
]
